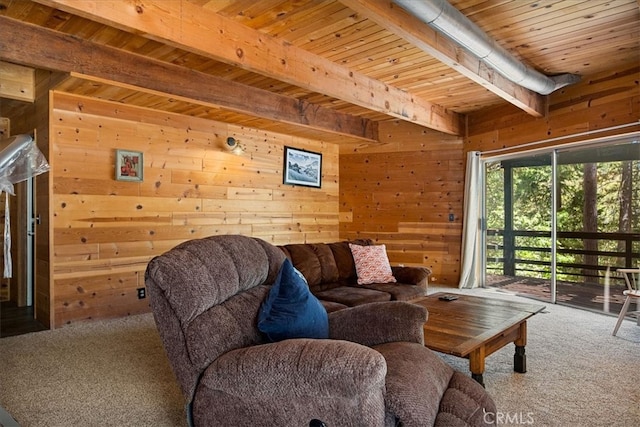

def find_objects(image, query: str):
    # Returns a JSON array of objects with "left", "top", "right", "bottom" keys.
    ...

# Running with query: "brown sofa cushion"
[
  {"left": 391, "top": 266, "right": 430, "bottom": 290},
  {"left": 281, "top": 243, "right": 340, "bottom": 287},
  {"left": 328, "top": 239, "right": 375, "bottom": 282},
  {"left": 321, "top": 300, "right": 349, "bottom": 313},
  {"left": 281, "top": 244, "right": 321, "bottom": 286},
  {"left": 194, "top": 338, "right": 388, "bottom": 426},
  {"left": 185, "top": 285, "right": 269, "bottom": 370},
  {"left": 365, "top": 283, "right": 425, "bottom": 301},
  {"left": 315, "top": 285, "right": 391, "bottom": 307},
  {"left": 327, "top": 241, "right": 357, "bottom": 281},
  {"left": 149, "top": 236, "right": 272, "bottom": 325}
]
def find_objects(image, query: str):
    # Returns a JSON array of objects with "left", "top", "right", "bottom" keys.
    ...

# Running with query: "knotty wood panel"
[
  {"left": 0, "top": 61, "right": 34, "bottom": 102},
  {"left": 466, "top": 66, "right": 640, "bottom": 153},
  {"left": 0, "top": 117, "right": 9, "bottom": 138},
  {"left": 51, "top": 92, "right": 338, "bottom": 327},
  {"left": 339, "top": 120, "right": 464, "bottom": 285}
]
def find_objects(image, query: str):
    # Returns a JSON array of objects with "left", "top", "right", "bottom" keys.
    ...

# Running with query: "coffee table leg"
[
  {"left": 514, "top": 322, "right": 527, "bottom": 373},
  {"left": 514, "top": 345, "right": 526, "bottom": 373},
  {"left": 471, "top": 373, "right": 485, "bottom": 387},
  {"left": 469, "top": 347, "right": 486, "bottom": 387}
]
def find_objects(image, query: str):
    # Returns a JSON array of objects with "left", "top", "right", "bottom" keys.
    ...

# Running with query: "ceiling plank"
[
  {"left": 35, "top": 0, "right": 462, "bottom": 135},
  {"left": 0, "top": 16, "right": 378, "bottom": 142},
  {"left": 340, "top": 0, "right": 546, "bottom": 118}
]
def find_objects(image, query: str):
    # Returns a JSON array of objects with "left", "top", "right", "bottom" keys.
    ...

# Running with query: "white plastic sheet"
[{"left": 0, "top": 134, "right": 50, "bottom": 278}]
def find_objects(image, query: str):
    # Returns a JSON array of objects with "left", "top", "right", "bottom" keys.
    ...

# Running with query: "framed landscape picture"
[
  {"left": 283, "top": 146, "right": 322, "bottom": 188},
  {"left": 115, "top": 149, "right": 143, "bottom": 182}
]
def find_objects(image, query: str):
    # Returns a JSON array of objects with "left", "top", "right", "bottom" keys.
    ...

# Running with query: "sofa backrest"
[
  {"left": 279, "top": 239, "right": 374, "bottom": 292},
  {"left": 145, "top": 235, "right": 285, "bottom": 401}
]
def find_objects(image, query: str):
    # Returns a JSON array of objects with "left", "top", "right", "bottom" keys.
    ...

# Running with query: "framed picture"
[
  {"left": 283, "top": 146, "right": 322, "bottom": 188},
  {"left": 115, "top": 149, "right": 143, "bottom": 182}
]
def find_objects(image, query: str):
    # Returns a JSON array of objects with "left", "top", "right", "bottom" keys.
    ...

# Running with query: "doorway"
[{"left": 0, "top": 146, "right": 45, "bottom": 337}]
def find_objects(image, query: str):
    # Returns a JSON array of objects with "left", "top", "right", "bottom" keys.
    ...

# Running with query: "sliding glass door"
[{"left": 484, "top": 136, "right": 640, "bottom": 313}]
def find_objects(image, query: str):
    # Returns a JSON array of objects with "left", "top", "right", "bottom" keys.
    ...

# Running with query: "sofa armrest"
[
  {"left": 391, "top": 265, "right": 431, "bottom": 290},
  {"left": 200, "top": 338, "right": 386, "bottom": 397},
  {"left": 328, "top": 301, "right": 427, "bottom": 347}
]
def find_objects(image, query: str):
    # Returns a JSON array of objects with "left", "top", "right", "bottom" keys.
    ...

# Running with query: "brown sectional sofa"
[
  {"left": 279, "top": 239, "right": 431, "bottom": 312},
  {"left": 145, "top": 235, "right": 496, "bottom": 426}
]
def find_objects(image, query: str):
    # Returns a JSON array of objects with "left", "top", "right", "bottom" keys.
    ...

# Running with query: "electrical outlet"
[{"left": 137, "top": 287, "right": 146, "bottom": 299}]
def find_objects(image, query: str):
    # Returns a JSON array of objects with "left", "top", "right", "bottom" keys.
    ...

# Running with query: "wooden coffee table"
[{"left": 413, "top": 292, "right": 545, "bottom": 386}]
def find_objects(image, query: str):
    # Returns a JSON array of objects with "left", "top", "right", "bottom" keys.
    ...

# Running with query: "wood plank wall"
[
  {"left": 50, "top": 92, "right": 339, "bottom": 327},
  {"left": 339, "top": 120, "right": 464, "bottom": 286},
  {"left": 466, "top": 66, "right": 640, "bottom": 152}
]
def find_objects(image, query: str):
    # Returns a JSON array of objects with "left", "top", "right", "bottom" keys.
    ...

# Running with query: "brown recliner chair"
[{"left": 145, "top": 235, "right": 495, "bottom": 426}]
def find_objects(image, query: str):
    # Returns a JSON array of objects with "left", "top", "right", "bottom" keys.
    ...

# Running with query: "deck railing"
[{"left": 486, "top": 229, "right": 640, "bottom": 286}]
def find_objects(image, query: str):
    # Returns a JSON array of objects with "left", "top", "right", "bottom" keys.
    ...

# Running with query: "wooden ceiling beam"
[
  {"left": 340, "top": 0, "right": 546, "bottom": 118},
  {"left": 0, "top": 16, "right": 377, "bottom": 142},
  {"left": 35, "top": 0, "right": 463, "bottom": 135}
]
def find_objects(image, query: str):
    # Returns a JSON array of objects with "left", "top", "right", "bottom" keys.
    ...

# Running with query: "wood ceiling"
[{"left": 1, "top": 0, "right": 639, "bottom": 143}]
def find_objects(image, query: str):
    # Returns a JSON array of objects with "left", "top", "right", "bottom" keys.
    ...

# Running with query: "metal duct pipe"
[
  {"left": 0, "top": 134, "right": 32, "bottom": 170},
  {"left": 394, "top": 0, "right": 580, "bottom": 95}
]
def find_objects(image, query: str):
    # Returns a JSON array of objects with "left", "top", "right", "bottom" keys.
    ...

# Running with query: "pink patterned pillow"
[{"left": 349, "top": 243, "right": 397, "bottom": 285}]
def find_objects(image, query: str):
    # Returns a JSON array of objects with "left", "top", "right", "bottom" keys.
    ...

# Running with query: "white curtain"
[{"left": 458, "top": 151, "right": 482, "bottom": 289}]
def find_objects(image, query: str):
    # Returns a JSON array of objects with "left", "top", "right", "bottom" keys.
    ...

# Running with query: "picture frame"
[
  {"left": 283, "top": 146, "right": 322, "bottom": 188},
  {"left": 115, "top": 149, "right": 143, "bottom": 182}
]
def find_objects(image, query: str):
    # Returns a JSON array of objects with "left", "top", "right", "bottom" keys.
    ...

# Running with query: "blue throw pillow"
[{"left": 258, "top": 259, "right": 329, "bottom": 342}]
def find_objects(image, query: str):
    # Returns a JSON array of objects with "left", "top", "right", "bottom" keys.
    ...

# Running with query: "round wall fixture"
[{"left": 225, "top": 136, "right": 244, "bottom": 155}]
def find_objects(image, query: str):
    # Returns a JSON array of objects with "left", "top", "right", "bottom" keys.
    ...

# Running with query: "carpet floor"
[
  {"left": 0, "top": 286, "right": 638, "bottom": 426},
  {"left": 0, "top": 313, "right": 185, "bottom": 427}
]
